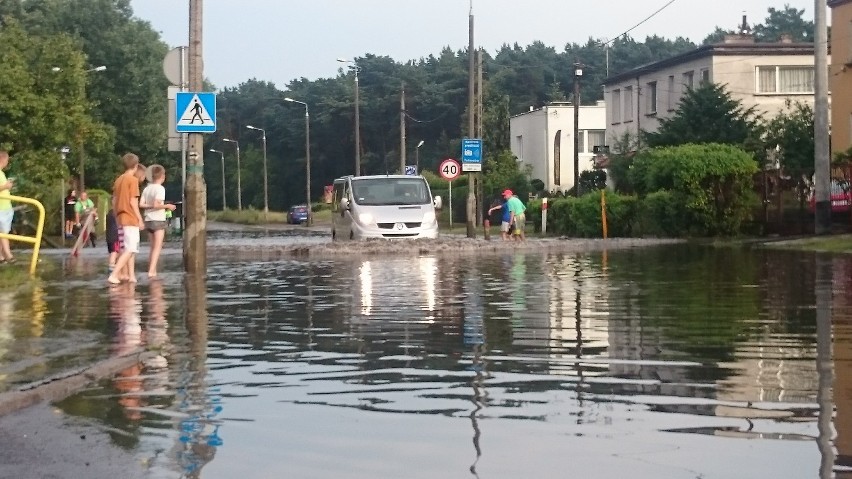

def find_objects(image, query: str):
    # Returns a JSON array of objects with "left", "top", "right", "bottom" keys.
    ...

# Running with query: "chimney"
[
  {"left": 723, "top": 13, "right": 755, "bottom": 44},
  {"left": 780, "top": 33, "right": 793, "bottom": 44}
]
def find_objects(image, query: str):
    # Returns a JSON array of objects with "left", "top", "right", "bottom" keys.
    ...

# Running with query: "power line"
[{"left": 603, "top": 0, "right": 679, "bottom": 47}]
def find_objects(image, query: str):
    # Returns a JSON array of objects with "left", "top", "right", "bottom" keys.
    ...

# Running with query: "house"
[
  {"left": 509, "top": 101, "right": 607, "bottom": 193},
  {"left": 603, "top": 16, "right": 828, "bottom": 144},
  {"left": 830, "top": 0, "right": 852, "bottom": 155}
]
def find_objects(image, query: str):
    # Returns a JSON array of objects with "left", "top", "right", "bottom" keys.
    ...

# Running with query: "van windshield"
[{"left": 351, "top": 178, "right": 430, "bottom": 206}]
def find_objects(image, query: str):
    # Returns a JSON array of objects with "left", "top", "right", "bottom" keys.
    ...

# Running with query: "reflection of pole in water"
[
  {"left": 463, "top": 268, "right": 486, "bottom": 478},
  {"left": 574, "top": 258, "right": 585, "bottom": 407},
  {"left": 815, "top": 256, "right": 835, "bottom": 479},
  {"left": 175, "top": 274, "right": 222, "bottom": 478}
]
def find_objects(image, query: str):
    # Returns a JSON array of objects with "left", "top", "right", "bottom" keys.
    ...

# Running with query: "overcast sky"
[{"left": 130, "top": 0, "right": 819, "bottom": 90}]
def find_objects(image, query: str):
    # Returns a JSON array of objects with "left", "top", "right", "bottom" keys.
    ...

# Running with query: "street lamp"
[
  {"left": 337, "top": 58, "right": 361, "bottom": 176},
  {"left": 222, "top": 138, "right": 242, "bottom": 210},
  {"left": 415, "top": 140, "right": 425, "bottom": 172},
  {"left": 284, "top": 97, "right": 312, "bottom": 226},
  {"left": 208, "top": 149, "right": 226, "bottom": 211},
  {"left": 246, "top": 125, "right": 268, "bottom": 214},
  {"left": 573, "top": 62, "right": 583, "bottom": 197},
  {"left": 53, "top": 65, "right": 107, "bottom": 192}
]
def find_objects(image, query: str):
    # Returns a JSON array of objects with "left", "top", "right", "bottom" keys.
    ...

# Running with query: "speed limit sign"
[{"left": 439, "top": 159, "right": 461, "bottom": 181}]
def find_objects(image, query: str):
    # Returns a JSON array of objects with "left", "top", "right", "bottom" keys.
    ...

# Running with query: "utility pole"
[
  {"left": 814, "top": 0, "right": 831, "bottom": 234},
  {"left": 400, "top": 83, "right": 406, "bottom": 173},
  {"left": 466, "top": 0, "right": 476, "bottom": 238},
  {"left": 573, "top": 62, "right": 583, "bottom": 197},
  {"left": 476, "top": 49, "right": 484, "bottom": 226},
  {"left": 184, "top": 0, "right": 207, "bottom": 273}
]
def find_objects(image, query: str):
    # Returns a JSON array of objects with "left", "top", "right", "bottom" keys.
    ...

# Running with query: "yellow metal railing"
[{"left": 0, "top": 195, "right": 46, "bottom": 275}]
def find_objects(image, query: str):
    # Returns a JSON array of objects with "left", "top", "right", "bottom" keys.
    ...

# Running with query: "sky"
[{"left": 130, "top": 0, "right": 819, "bottom": 90}]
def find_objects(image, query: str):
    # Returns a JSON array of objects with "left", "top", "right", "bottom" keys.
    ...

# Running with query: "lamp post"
[
  {"left": 246, "top": 125, "right": 268, "bottom": 214},
  {"left": 284, "top": 97, "right": 312, "bottom": 226},
  {"left": 415, "top": 140, "right": 425, "bottom": 172},
  {"left": 573, "top": 62, "right": 583, "bottom": 197},
  {"left": 222, "top": 138, "right": 242, "bottom": 210},
  {"left": 55, "top": 65, "right": 107, "bottom": 192},
  {"left": 208, "top": 148, "right": 226, "bottom": 210},
  {"left": 337, "top": 58, "right": 361, "bottom": 176}
]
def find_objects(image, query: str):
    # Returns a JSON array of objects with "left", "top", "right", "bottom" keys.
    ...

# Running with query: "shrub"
[
  {"left": 631, "top": 143, "right": 757, "bottom": 236},
  {"left": 637, "top": 190, "right": 688, "bottom": 237}
]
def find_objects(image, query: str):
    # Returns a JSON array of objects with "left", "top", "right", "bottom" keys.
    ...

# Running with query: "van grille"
[{"left": 377, "top": 222, "right": 422, "bottom": 229}]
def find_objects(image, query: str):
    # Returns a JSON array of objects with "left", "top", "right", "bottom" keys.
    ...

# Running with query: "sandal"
[{"left": 6, "top": 258, "right": 16, "bottom": 265}]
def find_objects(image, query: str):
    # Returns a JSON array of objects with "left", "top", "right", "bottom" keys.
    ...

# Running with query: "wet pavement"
[{"left": 1, "top": 230, "right": 851, "bottom": 478}]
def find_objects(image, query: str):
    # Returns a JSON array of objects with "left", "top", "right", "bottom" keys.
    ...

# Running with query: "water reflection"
[{"left": 47, "top": 247, "right": 852, "bottom": 478}]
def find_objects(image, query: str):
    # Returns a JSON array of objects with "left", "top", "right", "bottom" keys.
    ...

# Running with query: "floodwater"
[{"left": 2, "top": 240, "right": 852, "bottom": 478}]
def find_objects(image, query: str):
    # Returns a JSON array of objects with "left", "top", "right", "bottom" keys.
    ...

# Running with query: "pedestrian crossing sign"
[{"left": 175, "top": 92, "right": 216, "bottom": 133}]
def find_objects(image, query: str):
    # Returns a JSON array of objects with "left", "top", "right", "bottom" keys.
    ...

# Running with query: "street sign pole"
[
  {"left": 439, "top": 158, "right": 461, "bottom": 232},
  {"left": 449, "top": 180, "right": 453, "bottom": 230}
]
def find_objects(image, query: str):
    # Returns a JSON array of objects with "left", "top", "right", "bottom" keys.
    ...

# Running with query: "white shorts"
[
  {"left": 121, "top": 225, "right": 140, "bottom": 254},
  {"left": 0, "top": 209, "right": 12, "bottom": 234}
]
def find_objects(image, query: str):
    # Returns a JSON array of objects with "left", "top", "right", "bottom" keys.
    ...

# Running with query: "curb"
[{"left": 0, "top": 349, "right": 158, "bottom": 417}]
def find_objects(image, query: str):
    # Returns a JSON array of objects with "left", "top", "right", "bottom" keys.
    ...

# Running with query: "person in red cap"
[{"left": 502, "top": 189, "right": 526, "bottom": 241}]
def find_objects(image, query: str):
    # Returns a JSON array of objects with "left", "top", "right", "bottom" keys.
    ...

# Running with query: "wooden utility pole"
[
  {"left": 465, "top": 1, "right": 476, "bottom": 238},
  {"left": 184, "top": 0, "right": 207, "bottom": 273},
  {"left": 400, "top": 84, "right": 406, "bottom": 173},
  {"left": 814, "top": 0, "right": 831, "bottom": 234}
]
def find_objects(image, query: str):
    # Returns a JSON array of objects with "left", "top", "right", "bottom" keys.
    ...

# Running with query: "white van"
[{"left": 331, "top": 175, "right": 442, "bottom": 240}]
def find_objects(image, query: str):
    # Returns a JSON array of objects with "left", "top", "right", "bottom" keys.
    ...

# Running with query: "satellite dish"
[{"left": 146, "top": 164, "right": 163, "bottom": 183}]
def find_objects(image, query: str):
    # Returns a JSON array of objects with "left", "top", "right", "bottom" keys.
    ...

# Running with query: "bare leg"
[
  {"left": 127, "top": 253, "right": 137, "bottom": 283},
  {"left": 108, "top": 251, "right": 134, "bottom": 284},
  {"left": 148, "top": 229, "right": 165, "bottom": 278},
  {"left": 0, "top": 238, "right": 11, "bottom": 260}
]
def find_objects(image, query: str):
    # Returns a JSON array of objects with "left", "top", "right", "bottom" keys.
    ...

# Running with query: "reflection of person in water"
[
  {"left": 108, "top": 283, "right": 143, "bottom": 420},
  {"left": 510, "top": 254, "right": 527, "bottom": 328}
]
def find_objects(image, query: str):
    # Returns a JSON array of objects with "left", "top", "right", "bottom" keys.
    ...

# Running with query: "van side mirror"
[
  {"left": 433, "top": 196, "right": 443, "bottom": 210},
  {"left": 340, "top": 197, "right": 350, "bottom": 211}
]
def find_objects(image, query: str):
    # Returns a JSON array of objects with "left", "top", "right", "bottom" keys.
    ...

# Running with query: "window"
[
  {"left": 611, "top": 89, "right": 622, "bottom": 123},
  {"left": 667, "top": 75, "right": 675, "bottom": 111},
  {"left": 682, "top": 71, "right": 694, "bottom": 90},
  {"left": 624, "top": 86, "right": 634, "bottom": 122},
  {"left": 588, "top": 130, "right": 606, "bottom": 152},
  {"left": 757, "top": 66, "right": 815, "bottom": 93},
  {"left": 516, "top": 135, "right": 524, "bottom": 160},
  {"left": 646, "top": 81, "right": 658, "bottom": 114},
  {"left": 577, "top": 131, "right": 586, "bottom": 154}
]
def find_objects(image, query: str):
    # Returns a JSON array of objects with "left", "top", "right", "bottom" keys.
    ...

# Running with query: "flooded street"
[{"left": 2, "top": 239, "right": 851, "bottom": 478}]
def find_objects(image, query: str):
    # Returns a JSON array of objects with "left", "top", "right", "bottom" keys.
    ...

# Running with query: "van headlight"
[
  {"left": 422, "top": 211, "right": 436, "bottom": 224},
  {"left": 358, "top": 213, "right": 375, "bottom": 226}
]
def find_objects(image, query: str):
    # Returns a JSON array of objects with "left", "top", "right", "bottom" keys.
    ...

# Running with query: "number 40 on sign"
[{"left": 439, "top": 159, "right": 460, "bottom": 181}]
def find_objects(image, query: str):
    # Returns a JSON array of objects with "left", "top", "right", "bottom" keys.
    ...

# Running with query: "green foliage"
[
  {"left": 607, "top": 133, "right": 640, "bottom": 194},
  {"left": 643, "top": 83, "right": 762, "bottom": 151},
  {"left": 535, "top": 192, "right": 637, "bottom": 238},
  {"left": 636, "top": 190, "right": 689, "bottom": 237},
  {"left": 753, "top": 5, "right": 814, "bottom": 43},
  {"left": 764, "top": 100, "right": 814, "bottom": 177},
  {"left": 483, "top": 149, "right": 529, "bottom": 202},
  {"left": 579, "top": 170, "right": 606, "bottom": 193},
  {"left": 631, "top": 143, "right": 758, "bottom": 236}
]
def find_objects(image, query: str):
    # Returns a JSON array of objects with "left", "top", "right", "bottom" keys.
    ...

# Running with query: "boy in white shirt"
[{"left": 139, "top": 165, "right": 175, "bottom": 279}]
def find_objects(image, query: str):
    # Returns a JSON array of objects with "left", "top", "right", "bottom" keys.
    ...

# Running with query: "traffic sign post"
[
  {"left": 439, "top": 159, "right": 461, "bottom": 229},
  {"left": 175, "top": 92, "right": 217, "bottom": 133},
  {"left": 461, "top": 138, "right": 482, "bottom": 172}
]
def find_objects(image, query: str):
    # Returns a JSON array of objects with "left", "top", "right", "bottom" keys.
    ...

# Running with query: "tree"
[
  {"left": 764, "top": 100, "right": 814, "bottom": 179},
  {"left": 753, "top": 5, "right": 814, "bottom": 43},
  {"left": 0, "top": 20, "right": 108, "bottom": 219},
  {"left": 643, "top": 82, "right": 762, "bottom": 152}
]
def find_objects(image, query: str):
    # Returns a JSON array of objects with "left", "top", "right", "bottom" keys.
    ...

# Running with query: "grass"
[
  {"left": 0, "top": 254, "right": 56, "bottom": 289},
  {"left": 764, "top": 235, "right": 852, "bottom": 253},
  {"left": 208, "top": 207, "right": 332, "bottom": 226}
]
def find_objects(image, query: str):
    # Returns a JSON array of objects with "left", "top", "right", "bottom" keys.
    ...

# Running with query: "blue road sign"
[
  {"left": 404, "top": 165, "right": 417, "bottom": 176},
  {"left": 461, "top": 138, "right": 483, "bottom": 172},
  {"left": 176, "top": 92, "right": 216, "bottom": 133}
]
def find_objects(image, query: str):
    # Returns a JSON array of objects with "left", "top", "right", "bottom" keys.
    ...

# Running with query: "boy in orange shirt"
[{"left": 108, "top": 154, "right": 146, "bottom": 284}]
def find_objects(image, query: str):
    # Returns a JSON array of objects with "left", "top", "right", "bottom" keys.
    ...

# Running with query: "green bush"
[
  {"left": 631, "top": 143, "right": 757, "bottom": 236},
  {"left": 637, "top": 190, "right": 687, "bottom": 237}
]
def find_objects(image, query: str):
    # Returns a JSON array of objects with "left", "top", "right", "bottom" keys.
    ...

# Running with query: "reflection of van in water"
[{"left": 332, "top": 175, "right": 442, "bottom": 240}]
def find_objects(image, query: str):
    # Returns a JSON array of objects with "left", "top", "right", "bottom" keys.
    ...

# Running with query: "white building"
[
  {"left": 604, "top": 32, "right": 828, "bottom": 144},
  {"left": 509, "top": 101, "right": 607, "bottom": 193}
]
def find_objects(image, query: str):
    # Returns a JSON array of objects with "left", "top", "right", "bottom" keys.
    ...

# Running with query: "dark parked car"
[{"left": 287, "top": 205, "right": 309, "bottom": 224}]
